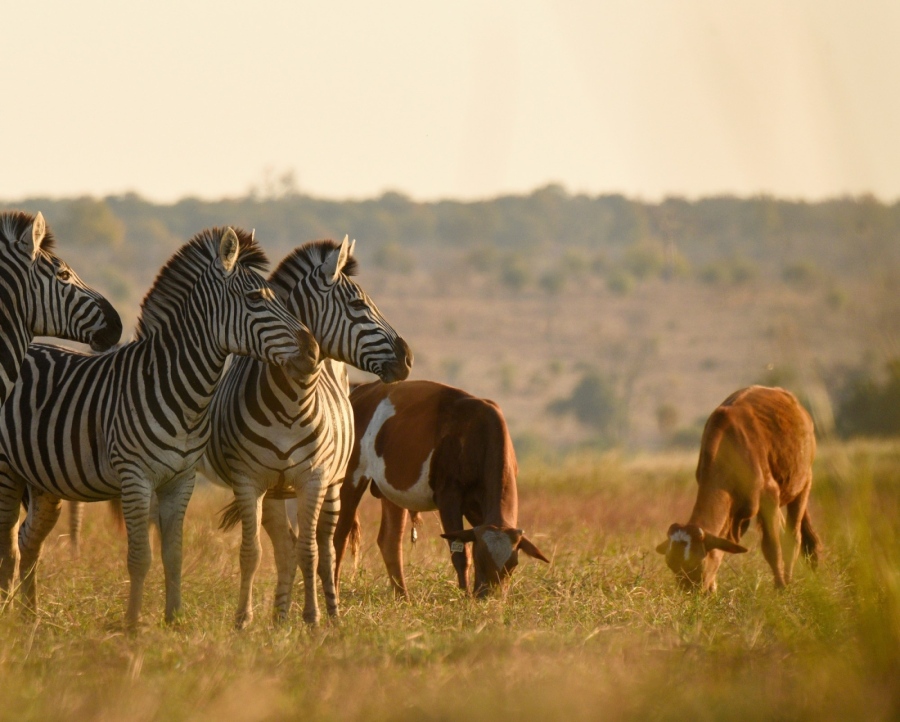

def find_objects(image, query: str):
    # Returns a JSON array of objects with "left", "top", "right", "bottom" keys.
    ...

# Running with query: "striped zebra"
[
  {"left": 0, "top": 210, "right": 121, "bottom": 404},
  {"left": 206, "top": 235, "right": 412, "bottom": 627},
  {"left": 0, "top": 227, "right": 318, "bottom": 629}
]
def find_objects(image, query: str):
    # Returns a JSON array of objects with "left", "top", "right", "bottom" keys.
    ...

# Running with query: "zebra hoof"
[
  {"left": 302, "top": 610, "right": 320, "bottom": 626},
  {"left": 234, "top": 612, "right": 253, "bottom": 631}
]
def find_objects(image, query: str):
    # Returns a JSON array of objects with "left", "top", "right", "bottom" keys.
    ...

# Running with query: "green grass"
[{"left": 1, "top": 441, "right": 899, "bottom": 721}]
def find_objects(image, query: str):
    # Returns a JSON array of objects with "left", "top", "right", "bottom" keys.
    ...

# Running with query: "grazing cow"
[
  {"left": 656, "top": 385, "right": 821, "bottom": 592},
  {"left": 333, "top": 380, "right": 549, "bottom": 598}
]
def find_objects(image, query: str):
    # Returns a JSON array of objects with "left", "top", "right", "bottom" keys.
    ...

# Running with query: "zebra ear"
[
  {"left": 30, "top": 212, "right": 47, "bottom": 258},
  {"left": 321, "top": 235, "right": 350, "bottom": 284},
  {"left": 219, "top": 228, "right": 240, "bottom": 275}
]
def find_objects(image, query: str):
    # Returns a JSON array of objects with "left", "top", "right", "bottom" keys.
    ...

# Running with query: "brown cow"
[
  {"left": 657, "top": 385, "right": 821, "bottom": 592},
  {"left": 333, "top": 380, "right": 549, "bottom": 597}
]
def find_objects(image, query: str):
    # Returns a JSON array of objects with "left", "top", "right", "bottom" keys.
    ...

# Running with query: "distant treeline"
[{"left": 7, "top": 185, "right": 900, "bottom": 278}]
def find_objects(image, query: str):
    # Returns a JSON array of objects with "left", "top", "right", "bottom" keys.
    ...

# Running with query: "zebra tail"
[{"left": 218, "top": 499, "right": 242, "bottom": 532}]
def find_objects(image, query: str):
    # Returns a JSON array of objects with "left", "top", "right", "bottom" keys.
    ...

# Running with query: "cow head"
[
  {"left": 441, "top": 525, "right": 549, "bottom": 597},
  {"left": 655, "top": 523, "right": 747, "bottom": 591}
]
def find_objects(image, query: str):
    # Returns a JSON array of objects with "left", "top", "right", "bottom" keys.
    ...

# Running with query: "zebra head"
[
  {"left": 270, "top": 236, "right": 412, "bottom": 383},
  {"left": 1, "top": 211, "right": 122, "bottom": 352},
  {"left": 211, "top": 227, "right": 318, "bottom": 376}
]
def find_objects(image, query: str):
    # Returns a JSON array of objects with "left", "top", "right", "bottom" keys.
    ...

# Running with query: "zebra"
[
  {"left": 205, "top": 235, "right": 412, "bottom": 627},
  {"left": 0, "top": 226, "right": 318, "bottom": 629},
  {"left": 0, "top": 210, "right": 121, "bottom": 405}
]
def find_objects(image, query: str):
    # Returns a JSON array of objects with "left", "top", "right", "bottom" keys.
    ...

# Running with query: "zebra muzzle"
[{"left": 88, "top": 300, "right": 123, "bottom": 352}]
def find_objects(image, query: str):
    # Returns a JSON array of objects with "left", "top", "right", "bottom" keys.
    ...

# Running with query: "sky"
[{"left": 3, "top": 1, "right": 900, "bottom": 203}]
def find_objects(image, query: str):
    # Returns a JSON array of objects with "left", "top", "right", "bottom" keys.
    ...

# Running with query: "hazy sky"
[{"left": 4, "top": 1, "right": 900, "bottom": 203}]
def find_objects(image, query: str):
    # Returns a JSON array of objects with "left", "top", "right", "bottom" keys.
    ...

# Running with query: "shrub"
[
  {"left": 835, "top": 359, "right": 900, "bottom": 438},
  {"left": 547, "top": 370, "right": 626, "bottom": 443}
]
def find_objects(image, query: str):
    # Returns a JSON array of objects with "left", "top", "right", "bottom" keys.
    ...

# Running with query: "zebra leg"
[
  {"left": 18, "top": 488, "right": 62, "bottom": 614},
  {"left": 261, "top": 496, "right": 296, "bottom": 624},
  {"left": 121, "top": 479, "right": 154, "bottom": 631},
  {"left": 233, "top": 484, "right": 265, "bottom": 630},
  {"left": 0, "top": 468, "right": 23, "bottom": 604},
  {"left": 69, "top": 501, "right": 85, "bottom": 559},
  {"left": 156, "top": 471, "right": 195, "bottom": 625},
  {"left": 316, "top": 477, "right": 341, "bottom": 618},
  {"left": 295, "top": 470, "right": 327, "bottom": 625}
]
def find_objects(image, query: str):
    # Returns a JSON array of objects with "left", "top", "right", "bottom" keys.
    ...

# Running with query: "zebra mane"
[
  {"left": 268, "top": 239, "right": 359, "bottom": 302},
  {"left": 134, "top": 226, "right": 268, "bottom": 340},
  {"left": 0, "top": 211, "right": 57, "bottom": 254}
]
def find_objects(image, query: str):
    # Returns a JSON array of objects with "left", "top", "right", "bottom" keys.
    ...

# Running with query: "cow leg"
[
  {"left": 18, "top": 487, "right": 62, "bottom": 614},
  {"left": 261, "top": 496, "right": 297, "bottom": 624},
  {"left": 758, "top": 489, "right": 786, "bottom": 589},
  {"left": 156, "top": 470, "right": 195, "bottom": 624},
  {"left": 437, "top": 502, "right": 469, "bottom": 592},
  {"left": 232, "top": 481, "right": 265, "bottom": 630},
  {"left": 334, "top": 475, "right": 370, "bottom": 593},
  {"left": 377, "top": 499, "right": 409, "bottom": 598},
  {"left": 783, "top": 483, "right": 811, "bottom": 583},
  {"left": 701, "top": 549, "right": 724, "bottom": 593}
]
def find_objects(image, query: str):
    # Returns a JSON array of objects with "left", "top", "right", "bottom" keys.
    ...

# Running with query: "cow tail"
[
  {"left": 800, "top": 513, "right": 821, "bottom": 570},
  {"left": 349, "top": 513, "right": 362, "bottom": 562},
  {"left": 109, "top": 498, "right": 125, "bottom": 534},
  {"left": 410, "top": 512, "right": 421, "bottom": 544},
  {"left": 218, "top": 499, "right": 242, "bottom": 532}
]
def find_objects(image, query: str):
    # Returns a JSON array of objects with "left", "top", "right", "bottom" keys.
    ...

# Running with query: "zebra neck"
[
  {"left": 146, "top": 328, "right": 230, "bottom": 412},
  {"left": 260, "top": 355, "right": 329, "bottom": 403},
  {"left": 0, "top": 293, "right": 31, "bottom": 406}
]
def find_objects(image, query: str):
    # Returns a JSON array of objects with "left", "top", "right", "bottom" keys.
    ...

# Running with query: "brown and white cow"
[
  {"left": 657, "top": 385, "right": 821, "bottom": 592},
  {"left": 333, "top": 380, "right": 549, "bottom": 598}
]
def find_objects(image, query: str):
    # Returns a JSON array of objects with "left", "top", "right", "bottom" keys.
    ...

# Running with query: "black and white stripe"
[
  {"left": 205, "top": 236, "right": 412, "bottom": 626},
  {"left": 0, "top": 227, "right": 316, "bottom": 628},
  {"left": 0, "top": 210, "right": 121, "bottom": 405}
]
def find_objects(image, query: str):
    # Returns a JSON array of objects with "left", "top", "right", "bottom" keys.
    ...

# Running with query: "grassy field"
[{"left": 1, "top": 440, "right": 899, "bottom": 721}]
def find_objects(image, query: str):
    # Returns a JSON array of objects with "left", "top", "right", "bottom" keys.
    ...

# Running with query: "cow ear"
[
  {"left": 703, "top": 533, "right": 748, "bottom": 555},
  {"left": 219, "top": 227, "right": 240, "bottom": 275},
  {"left": 516, "top": 534, "right": 550, "bottom": 563},
  {"left": 441, "top": 528, "right": 477, "bottom": 543},
  {"left": 320, "top": 235, "right": 350, "bottom": 284},
  {"left": 655, "top": 540, "right": 670, "bottom": 554}
]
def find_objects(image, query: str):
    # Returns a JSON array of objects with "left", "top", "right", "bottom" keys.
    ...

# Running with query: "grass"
[{"left": 1, "top": 440, "right": 899, "bottom": 721}]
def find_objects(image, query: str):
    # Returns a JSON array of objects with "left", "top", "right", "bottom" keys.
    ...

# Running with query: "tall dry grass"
[{"left": 0, "top": 440, "right": 898, "bottom": 721}]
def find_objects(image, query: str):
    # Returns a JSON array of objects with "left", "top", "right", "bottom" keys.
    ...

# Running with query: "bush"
[
  {"left": 835, "top": 359, "right": 900, "bottom": 438},
  {"left": 547, "top": 370, "right": 626, "bottom": 443}
]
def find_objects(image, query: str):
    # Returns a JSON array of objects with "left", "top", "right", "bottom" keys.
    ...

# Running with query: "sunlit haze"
[{"left": 4, "top": 1, "right": 899, "bottom": 202}]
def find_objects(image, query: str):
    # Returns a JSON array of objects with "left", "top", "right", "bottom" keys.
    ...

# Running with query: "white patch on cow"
[
  {"left": 356, "top": 398, "right": 437, "bottom": 511},
  {"left": 669, "top": 529, "right": 692, "bottom": 560},
  {"left": 353, "top": 398, "right": 396, "bottom": 488},
  {"left": 379, "top": 449, "right": 435, "bottom": 512},
  {"left": 450, "top": 541, "right": 465, "bottom": 554},
  {"left": 481, "top": 529, "right": 514, "bottom": 569}
]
